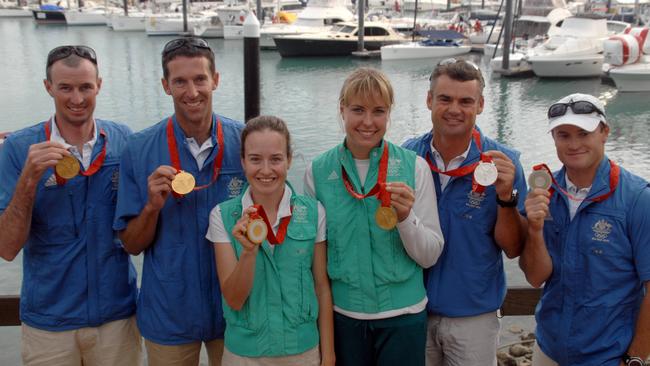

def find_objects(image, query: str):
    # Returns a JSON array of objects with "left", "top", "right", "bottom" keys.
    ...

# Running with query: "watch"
[
  {"left": 496, "top": 189, "right": 519, "bottom": 208},
  {"left": 623, "top": 353, "right": 646, "bottom": 366}
]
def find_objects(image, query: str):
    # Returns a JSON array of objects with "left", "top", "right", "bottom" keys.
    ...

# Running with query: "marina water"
[{"left": 1, "top": 17, "right": 650, "bottom": 364}]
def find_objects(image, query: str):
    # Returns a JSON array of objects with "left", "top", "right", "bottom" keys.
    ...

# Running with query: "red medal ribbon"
[
  {"left": 532, "top": 160, "right": 620, "bottom": 202},
  {"left": 250, "top": 204, "right": 292, "bottom": 245},
  {"left": 425, "top": 129, "right": 493, "bottom": 193},
  {"left": 341, "top": 143, "right": 391, "bottom": 208},
  {"left": 44, "top": 118, "right": 108, "bottom": 186},
  {"left": 166, "top": 116, "right": 224, "bottom": 198}
]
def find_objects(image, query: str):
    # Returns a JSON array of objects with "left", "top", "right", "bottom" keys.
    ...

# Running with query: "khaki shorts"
[
  {"left": 221, "top": 346, "right": 320, "bottom": 366},
  {"left": 425, "top": 312, "right": 500, "bottom": 366},
  {"left": 532, "top": 343, "right": 559, "bottom": 366},
  {"left": 144, "top": 338, "right": 224, "bottom": 366},
  {"left": 22, "top": 316, "right": 142, "bottom": 366}
]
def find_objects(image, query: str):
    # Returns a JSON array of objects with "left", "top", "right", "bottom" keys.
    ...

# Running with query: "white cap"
[{"left": 547, "top": 93, "right": 607, "bottom": 133}]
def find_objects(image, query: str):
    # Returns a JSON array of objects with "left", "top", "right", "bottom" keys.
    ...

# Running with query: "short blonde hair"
[{"left": 339, "top": 68, "right": 394, "bottom": 109}]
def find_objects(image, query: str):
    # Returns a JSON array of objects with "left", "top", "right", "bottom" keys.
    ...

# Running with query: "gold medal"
[
  {"left": 246, "top": 218, "right": 268, "bottom": 244},
  {"left": 55, "top": 155, "right": 80, "bottom": 179},
  {"left": 171, "top": 171, "right": 195, "bottom": 195},
  {"left": 375, "top": 206, "right": 398, "bottom": 230},
  {"left": 528, "top": 170, "right": 552, "bottom": 190}
]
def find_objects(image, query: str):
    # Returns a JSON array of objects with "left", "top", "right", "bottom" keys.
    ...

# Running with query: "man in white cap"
[{"left": 520, "top": 93, "right": 650, "bottom": 366}]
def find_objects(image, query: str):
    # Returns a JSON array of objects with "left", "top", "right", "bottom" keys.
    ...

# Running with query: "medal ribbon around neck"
[
  {"left": 249, "top": 204, "right": 292, "bottom": 245},
  {"left": 340, "top": 142, "right": 392, "bottom": 209},
  {"left": 166, "top": 116, "right": 224, "bottom": 198},
  {"left": 44, "top": 118, "right": 108, "bottom": 186},
  {"left": 531, "top": 160, "right": 620, "bottom": 202},
  {"left": 424, "top": 129, "right": 494, "bottom": 193}
]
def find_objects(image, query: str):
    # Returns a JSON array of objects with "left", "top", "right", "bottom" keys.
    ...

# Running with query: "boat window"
[
  {"left": 324, "top": 18, "right": 345, "bottom": 25},
  {"left": 365, "top": 27, "right": 389, "bottom": 36},
  {"left": 339, "top": 25, "right": 356, "bottom": 33}
]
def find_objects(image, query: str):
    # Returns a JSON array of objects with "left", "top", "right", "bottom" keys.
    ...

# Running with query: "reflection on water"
[{"left": 1, "top": 17, "right": 650, "bottom": 363}]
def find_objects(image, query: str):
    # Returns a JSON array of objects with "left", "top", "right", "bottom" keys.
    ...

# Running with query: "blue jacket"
[
  {"left": 113, "top": 114, "right": 245, "bottom": 345},
  {"left": 537, "top": 158, "right": 650, "bottom": 366},
  {"left": 0, "top": 120, "right": 137, "bottom": 331},
  {"left": 403, "top": 129, "right": 526, "bottom": 317}
]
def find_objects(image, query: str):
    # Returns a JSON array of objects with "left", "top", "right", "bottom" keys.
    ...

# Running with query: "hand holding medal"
[{"left": 171, "top": 170, "right": 196, "bottom": 195}]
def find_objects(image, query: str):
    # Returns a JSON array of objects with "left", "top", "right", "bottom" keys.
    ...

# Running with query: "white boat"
[
  {"left": 192, "top": 11, "right": 224, "bottom": 38},
  {"left": 609, "top": 59, "right": 650, "bottom": 92},
  {"left": 259, "top": 0, "right": 354, "bottom": 49},
  {"left": 381, "top": 30, "right": 470, "bottom": 60},
  {"left": 274, "top": 21, "right": 408, "bottom": 57},
  {"left": 218, "top": 0, "right": 304, "bottom": 40},
  {"left": 145, "top": 13, "right": 209, "bottom": 36},
  {"left": 0, "top": 0, "right": 31, "bottom": 17},
  {"left": 65, "top": 6, "right": 111, "bottom": 25},
  {"left": 526, "top": 15, "right": 610, "bottom": 77},
  {"left": 111, "top": 11, "right": 148, "bottom": 31}
]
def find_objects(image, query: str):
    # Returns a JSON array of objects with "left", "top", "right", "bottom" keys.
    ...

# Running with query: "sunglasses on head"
[
  {"left": 162, "top": 37, "right": 211, "bottom": 56},
  {"left": 47, "top": 45, "right": 97, "bottom": 68},
  {"left": 547, "top": 100, "right": 606, "bottom": 120}
]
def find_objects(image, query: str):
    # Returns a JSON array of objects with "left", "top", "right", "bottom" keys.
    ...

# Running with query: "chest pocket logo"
[
  {"left": 466, "top": 190, "right": 486, "bottom": 209},
  {"left": 591, "top": 219, "right": 613, "bottom": 242},
  {"left": 228, "top": 177, "right": 244, "bottom": 198},
  {"left": 388, "top": 158, "right": 402, "bottom": 177},
  {"left": 292, "top": 204, "right": 309, "bottom": 224}
]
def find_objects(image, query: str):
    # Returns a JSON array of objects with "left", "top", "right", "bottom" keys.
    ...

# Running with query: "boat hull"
[
  {"left": 381, "top": 43, "right": 471, "bottom": 60},
  {"left": 0, "top": 8, "right": 31, "bottom": 17},
  {"left": 65, "top": 11, "right": 107, "bottom": 25},
  {"left": 32, "top": 9, "right": 66, "bottom": 24},
  {"left": 529, "top": 54, "right": 604, "bottom": 78},
  {"left": 274, "top": 37, "right": 403, "bottom": 57},
  {"left": 609, "top": 63, "right": 650, "bottom": 92}
]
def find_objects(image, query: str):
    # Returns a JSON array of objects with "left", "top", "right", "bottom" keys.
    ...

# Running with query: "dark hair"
[
  {"left": 241, "top": 115, "right": 292, "bottom": 158},
  {"left": 46, "top": 54, "right": 98, "bottom": 82},
  {"left": 429, "top": 59, "right": 485, "bottom": 94},
  {"left": 161, "top": 41, "right": 216, "bottom": 80}
]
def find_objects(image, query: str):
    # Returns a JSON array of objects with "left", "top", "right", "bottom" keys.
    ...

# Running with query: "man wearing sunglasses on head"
[
  {"left": 114, "top": 37, "right": 245, "bottom": 366},
  {"left": 520, "top": 93, "right": 650, "bottom": 366},
  {"left": 403, "top": 58, "right": 527, "bottom": 366},
  {"left": 0, "top": 45, "right": 141, "bottom": 365}
]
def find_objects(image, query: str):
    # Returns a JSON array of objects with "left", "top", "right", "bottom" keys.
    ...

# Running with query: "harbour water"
[{"left": 1, "top": 17, "right": 650, "bottom": 364}]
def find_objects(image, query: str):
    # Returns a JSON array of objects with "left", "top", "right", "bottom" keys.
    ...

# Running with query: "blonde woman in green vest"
[
  {"left": 206, "top": 116, "right": 335, "bottom": 366},
  {"left": 303, "top": 67, "right": 445, "bottom": 366}
]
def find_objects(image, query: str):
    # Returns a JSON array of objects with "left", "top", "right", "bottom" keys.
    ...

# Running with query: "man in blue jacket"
[
  {"left": 403, "top": 58, "right": 527, "bottom": 366},
  {"left": 114, "top": 37, "right": 245, "bottom": 366},
  {"left": 520, "top": 93, "right": 650, "bottom": 366},
  {"left": 0, "top": 45, "right": 140, "bottom": 365}
]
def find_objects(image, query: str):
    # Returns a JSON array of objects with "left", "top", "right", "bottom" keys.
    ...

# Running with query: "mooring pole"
[{"left": 243, "top": 12, "right": 260, "bottom": 122}]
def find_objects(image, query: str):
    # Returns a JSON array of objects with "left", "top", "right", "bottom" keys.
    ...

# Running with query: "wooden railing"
[{"left": 0, "top": 287, "right": 542, "bottom": 326}]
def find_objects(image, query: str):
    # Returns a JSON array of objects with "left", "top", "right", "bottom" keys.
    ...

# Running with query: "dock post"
[{"left": 243, "top": 12, "right": 260, "bottom": 122}]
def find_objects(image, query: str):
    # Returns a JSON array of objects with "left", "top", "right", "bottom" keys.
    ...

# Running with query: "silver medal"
[
  {"left": 474, "top": 161, "right": 498, "bottom": 186},
  {"left": 528, "top": 170, "right": 552, "bottom": 190}
]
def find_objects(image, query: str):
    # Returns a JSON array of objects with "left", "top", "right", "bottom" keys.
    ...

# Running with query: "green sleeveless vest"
[
  {"left": 312, "top": 140, "right": 425, "bottom": 314},
  {"left": 219, "top": 191, "right": 320, "bottom": 357}
]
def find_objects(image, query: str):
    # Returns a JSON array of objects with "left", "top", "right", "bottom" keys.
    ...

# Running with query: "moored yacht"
[{"left": 274, "top": 21, "right": 408, "bottom": 57}]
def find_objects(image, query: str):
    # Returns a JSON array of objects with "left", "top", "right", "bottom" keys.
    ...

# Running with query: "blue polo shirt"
[
  {"left": 536, "top": 158, "right": 650, "bottom": 366},
  {"left": 113, "top": 114, "right": 245, "bottom": 345},
  {"left": 0, "top": 119, "right": 137, "bottom": 331},
  {"left": 403, "top": 129, "right": 526, "bottom": 317}
]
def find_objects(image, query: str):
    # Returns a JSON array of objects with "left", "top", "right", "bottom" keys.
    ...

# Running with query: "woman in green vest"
[
  {"left": 303, "top": 67, "right": 445, "bottom": 366},
  {"left": 206, "top": 116, "right": 335, "bottom": 366}
]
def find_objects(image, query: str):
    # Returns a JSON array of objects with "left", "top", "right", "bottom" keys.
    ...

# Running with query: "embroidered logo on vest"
[
  {"left": 327, "top": 171, "right": 339, "bottom": 180},
  {"left": 466, "top": 190, "right": 486, "bottom": 208},
  {"left": 44, "top": 174, "right": 57, "bottom": 187},
  {"left": 591, "top": 219, "right": 612, "bottom": 242},
  {"left": 228, "top": 177, "right": 244, "bottom": 198},
  {"left": 388, "top": 158, "right": 402, "bottom": 177},
  {"left": 292, "top": 204, "right": 308, "bottom": 224}
]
